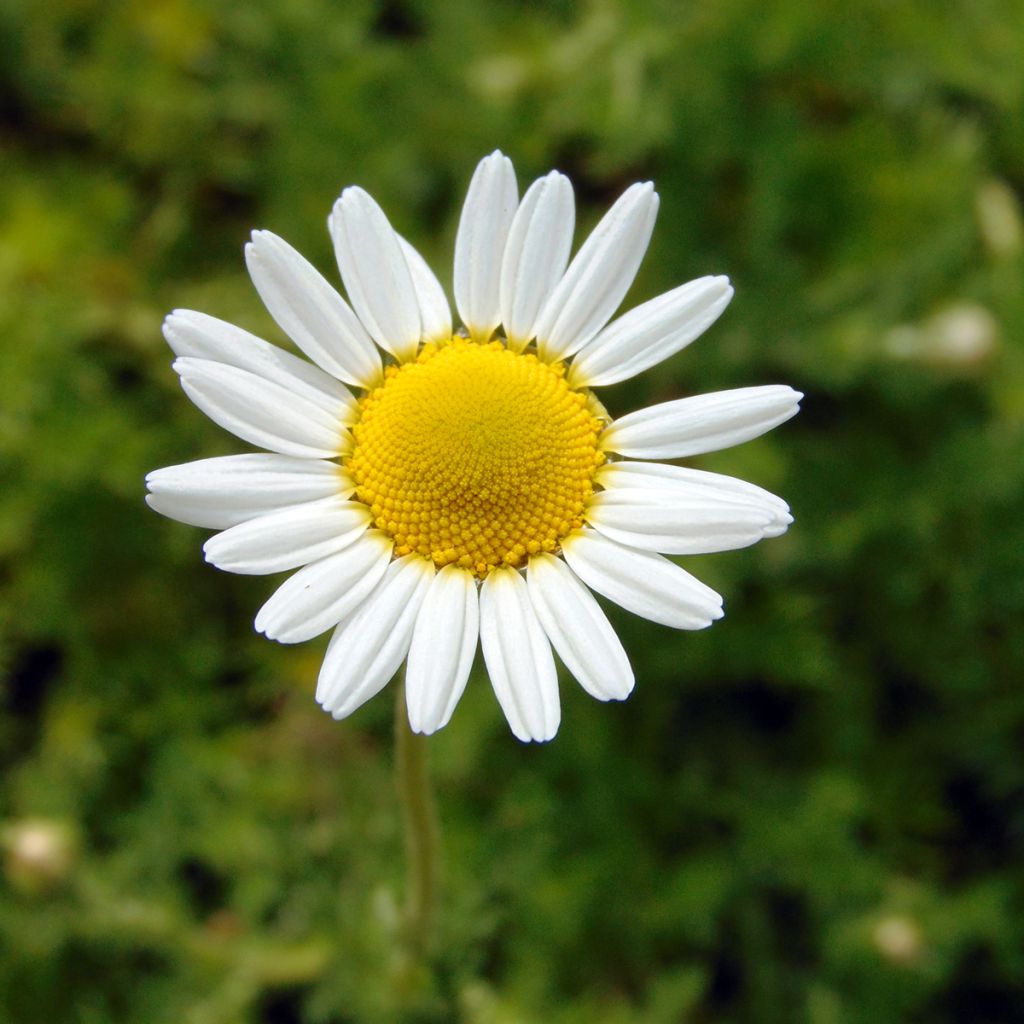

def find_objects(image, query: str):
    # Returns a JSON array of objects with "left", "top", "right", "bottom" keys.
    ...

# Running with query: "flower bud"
[{"left": 2, "top": 818, "right": 76, "bottom": 895}]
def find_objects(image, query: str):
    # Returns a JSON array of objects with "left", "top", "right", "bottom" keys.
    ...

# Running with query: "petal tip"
[
  {"left": 338, "top": 184, "right": 372, "bottom": 207},
  {"left": 162, "top": 311, "right": 186, "bottom": 343},
  {"left": 514, "top": 725, "right": 558, "bottom": 744},
  {"left": 605, "top": 676, "right": 636, "bottom": 703}
]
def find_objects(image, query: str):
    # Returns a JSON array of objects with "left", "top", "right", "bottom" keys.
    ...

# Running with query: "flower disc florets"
[{"left": 346, "top": 337, "right": 605, "bottom": 577}]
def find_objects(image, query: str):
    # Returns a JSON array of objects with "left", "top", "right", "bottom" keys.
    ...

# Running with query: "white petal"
[
  {"left": 164, "top": 310, "right": 357, "bottom": 421},
  {"left": 400, "top": 237, "right": 452, "bottom": 345},
  {"left": 499, "top": 171, "right": 575, "bottom": 352},
  {"left": 585, "top": 488, "right": 774, "bottom": 555},
  {"left": 569, "top": 276, "right": 733, "bottom": 388},
  {"left": 405, "top": 565, "right": 479, "bottom": 735},
  {"left": 329, "top": 187, "right": 421, "bottom": 361},
  {"left": 454, "top": 151, "right": 518, "bottom": 341},
  {"left": 145, "top": 454, "right": 349, "bottom": 529},
  {"left": 602, "top": 385, "right": 803, "bottom": 460},
  {"left": 316, "top": 555, "right": 434, "bottom": 718},
  {"left": 244, "top": 230, "right": 382, "bottom": 388},
  {"left": 598, "top": 461, "right": 790, "bottom": 513},
  {"left": 174, "top": 358, "right": 350, "bottom": 459},
  {"left": 526, "top": 554, "right": 633, "bottom": 702},
  {"left": 597, "top": 461, "right": 793, "bottom": 537},
  {"left": 254, "top": 531, "right": 394, "bottom": 643},
  {"left": 560, "top": 530, "right": 723, "bottom": 630},
  {"left": 203, "top": 496, "right": 371, "bottom": 575},
  {"left": 534, "top": 182, "right": 659, "bottom": 362},
  {"left": 479, "top": 566, "right": 559, "bottom": 743}
]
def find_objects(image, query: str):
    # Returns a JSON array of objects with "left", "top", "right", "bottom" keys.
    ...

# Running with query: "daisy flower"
[{"left": 146, "top": 151, "right": 801, "bottom": 743}]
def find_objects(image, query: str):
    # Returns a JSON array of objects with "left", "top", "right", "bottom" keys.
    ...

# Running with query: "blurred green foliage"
[{"left": 2, "top": 0, "right": 1024, "bottom": 1021}]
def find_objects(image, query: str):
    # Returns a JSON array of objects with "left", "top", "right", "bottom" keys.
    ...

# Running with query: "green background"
[{"left": 2, "top": 0, "right": 1023, "bottom": 1021}]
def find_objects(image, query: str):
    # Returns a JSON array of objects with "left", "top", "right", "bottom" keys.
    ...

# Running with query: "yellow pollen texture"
[{"left": 346, "top": 339, "right": 604, "bottom": 578}]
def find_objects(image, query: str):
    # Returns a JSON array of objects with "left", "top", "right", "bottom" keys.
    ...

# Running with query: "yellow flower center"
[{"left": 346, "top": 339, "right": 604, "bottom": 578}]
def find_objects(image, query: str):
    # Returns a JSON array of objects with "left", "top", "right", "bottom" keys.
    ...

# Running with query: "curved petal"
[
  {"left": 316, "top": 555, "right": 434, "bottom": 719},
  {"left": 406, "top": 565, "right": 479, "bottom": 735},
  {"left": 601, "top": 385, "right": 803, "bottom": 460},
  {"left": 174, "top": 358, "right": 352, "bottom": 459},
  {"left": 245, "top": 230, "right": 382, "bottom": 388},
  {"left": 400, "top": 237, "right": 452, "bottom": 345},
  {"left": 479, "top": 566, "right": 559, "bottom": 743},
  {"left": 145, "top": 454, "right": 349, "bottom": 529},
  {"left": 527, "top": 554, "right": 633, "bottom": 702},
  {"left": 254, "top": 531, "right": 394, "bottom": 643},
  {"left": 597, "top": 461, "right": 790, "bottom": 513},
  {"left": 329, "top": 186, "right": 421, "bottom": 362},
  {"left": 203, "top": 496, "right": 370, "bottom": 575},
  {"left": 163, "top": 310, "right": 356, "bottom": 421},
  {"left": 569, "top": 275, "right": 733, "bottom": 388},
  {"left": 596, "top": 461, "right": 793, "bottom": 537},
  {"left": 534, "top": 182, "right": 659, "bottom": 362},
  {"left": 560, "top": 530, "right": 722, "bottom": 630},
  {"left": 454, "top": 150, "right": 518, "bottom": 341},
  {"left": 499, "top": 171, "right": 574, "bottom": 352},
  {"left": 585, "top": 488, "right": 774, "bottom": 555}
]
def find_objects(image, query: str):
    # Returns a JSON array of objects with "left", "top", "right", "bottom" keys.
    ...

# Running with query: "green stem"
[{"left": 393, "top": 675, "right": 440, "bottom": 961}]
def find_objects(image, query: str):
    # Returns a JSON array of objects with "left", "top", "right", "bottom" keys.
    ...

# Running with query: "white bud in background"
[
  {"left": 873, "top": 914, "right": 923, "bottom": 964},
  {"left": 2, "top": 818, "right": 76, "bottom": 895},
  {"left": 927, "top": 303, "right": 998, "bottom": 365},
  {"left": 884, "top": 302, "right": 997, "bottom": 368},
  {"left": 976, "top": 179, "right": 1022, "bottom": 259}
]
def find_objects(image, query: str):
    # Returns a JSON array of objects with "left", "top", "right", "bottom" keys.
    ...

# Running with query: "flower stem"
[{"left": 393, "top": 675, "right": 440, "bottom": 963}]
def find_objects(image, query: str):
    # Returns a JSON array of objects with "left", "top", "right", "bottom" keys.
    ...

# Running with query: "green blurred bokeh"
[{"left": 2, "top": 1, "right": 1023, "bottom": 1021}]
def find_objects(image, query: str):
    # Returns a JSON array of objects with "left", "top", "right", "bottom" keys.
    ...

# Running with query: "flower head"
[{"left": 147, "top": 151, "right": 801, "bottom": 742}]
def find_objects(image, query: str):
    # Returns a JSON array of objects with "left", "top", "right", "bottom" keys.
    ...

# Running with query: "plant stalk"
[{"left": 393, "top": 675, "right": 440, "bottom": 961}]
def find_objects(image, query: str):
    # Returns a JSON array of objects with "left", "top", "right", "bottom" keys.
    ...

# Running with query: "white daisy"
[{"left": 147, "top": 151, "right": 801, "bottom": 743}]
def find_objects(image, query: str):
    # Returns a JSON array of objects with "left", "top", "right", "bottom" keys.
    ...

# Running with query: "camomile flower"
[{"left": 146, "top": 151, "right": 801, "bottom": 743}]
